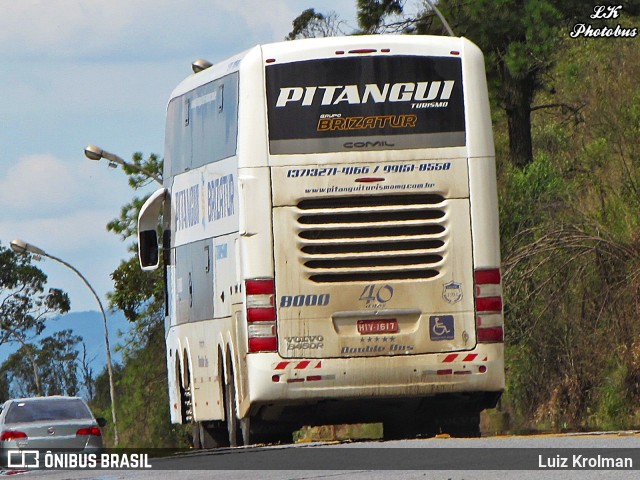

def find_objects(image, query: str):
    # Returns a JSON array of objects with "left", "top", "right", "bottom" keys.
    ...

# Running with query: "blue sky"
[{"left": 0, "top": 0, "right": 358, "bottom": 312}]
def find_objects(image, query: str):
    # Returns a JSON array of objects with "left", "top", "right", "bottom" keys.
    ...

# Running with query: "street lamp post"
[
  {"left": 84, "top": 144, "right": 162, "bottom": 185},
  {"left": 9, "top": 239, "right": 120, "bottom": 446}
]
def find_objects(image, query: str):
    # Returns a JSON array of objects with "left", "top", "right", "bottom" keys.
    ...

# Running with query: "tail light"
[
  {"left": 475, "top": 268, "right": 504, "bottom": 343},
  {"left": 76, "top": 427, "right": 102, "bottom": 436},
  {"left": 1, "top": 430, "right": 27, "bottom": 441},
  {"left": 246, "top": 278, "right": 277, "bottom": 352}
]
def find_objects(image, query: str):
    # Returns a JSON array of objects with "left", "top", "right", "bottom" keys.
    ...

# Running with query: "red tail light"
[
  {"left": 476, "top": 296, "right": 503, "bottom": 312},
  {"left": 248, "top": 337, "right": 278, "bottom": 352},
  {"left": 475, "top": 269, "right": 501, "bottom": 285},
  {"left": 247, "top": 308, "right": 276, "bottom": 322},
  {"left": 76, "top": 427, "right": 102, "bottom": 437},
  {"left": 475, "top": 268, "right": 504, "bottom": 343},
  {"left": 246, "top": 278, "right": 277, "bottom": 353},
  {"left": 1, "top": 430, "right": 27, "bottom": 441},
  {"left": 245, "top": 278, "right": 274, "bottom": 295},
  {"left": 477, "top": 326, "right": 504, "bottom": 343}
]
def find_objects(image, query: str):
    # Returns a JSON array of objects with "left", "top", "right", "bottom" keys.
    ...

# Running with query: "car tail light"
[
  {"left": 475, "top": 268, "right": 504, "bottom": 343},
  {"left": 76, "top": 427, "right": 102, "bottom": 437},
  {"left": 246, "top": 278, "right": 277, "bottom": 353},
  {"left": 1, "top": 430, "right": 27, "bottom": 441}
]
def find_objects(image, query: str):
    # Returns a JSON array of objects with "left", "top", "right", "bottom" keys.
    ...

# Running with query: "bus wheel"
[{"left": 224, "top": 366, "right": 242, "bottom": 447}]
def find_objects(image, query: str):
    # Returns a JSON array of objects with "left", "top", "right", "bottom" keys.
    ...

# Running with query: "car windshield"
[{"left": 4, "top": 398, "right": 93, "bottom": 424}]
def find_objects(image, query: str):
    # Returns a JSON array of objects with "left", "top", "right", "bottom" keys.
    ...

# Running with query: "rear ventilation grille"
[{"left": 296, "top": 194, "right": 447, "bottom": 283}]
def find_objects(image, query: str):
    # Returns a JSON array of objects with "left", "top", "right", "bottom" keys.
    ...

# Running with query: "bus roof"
[{"left": 168, "top": 35, "right": 478, "bottom": 102}]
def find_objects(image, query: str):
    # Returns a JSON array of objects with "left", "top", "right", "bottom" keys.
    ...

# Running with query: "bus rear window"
[{"left": 266, "top": 55, "right": 465, "bottom": 155}]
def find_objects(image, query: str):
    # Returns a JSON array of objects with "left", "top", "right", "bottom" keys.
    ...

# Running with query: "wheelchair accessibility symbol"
[{"left": 429, "top": 315, "right": 455, "bottom": 341}]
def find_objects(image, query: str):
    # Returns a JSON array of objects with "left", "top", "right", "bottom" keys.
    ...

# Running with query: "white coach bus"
[{"left": 138, "top": 34, "right": 504, "bottom": 447}]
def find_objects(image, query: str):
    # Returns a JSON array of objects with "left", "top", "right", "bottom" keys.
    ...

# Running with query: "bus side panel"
[
  {"left": 468, "top": 156, "right": 500, "bottom": 269},
  {"left": 166, "top": 322, "right": 228, "bottom": 424},
  {"left": 461, "top": 40, "right": 495, "bottom": 157},
  {"left": 237, "top": 47, "right": 269, "bottom": 169}
]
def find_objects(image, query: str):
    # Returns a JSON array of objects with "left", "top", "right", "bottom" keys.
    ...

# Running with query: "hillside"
[{"left": 496, "top": 32, "right": 640, "bottom": 431}]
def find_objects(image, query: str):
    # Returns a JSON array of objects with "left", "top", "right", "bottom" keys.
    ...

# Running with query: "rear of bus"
[{"left": 243, "top": 35, "right": 503, "bottom": 436}]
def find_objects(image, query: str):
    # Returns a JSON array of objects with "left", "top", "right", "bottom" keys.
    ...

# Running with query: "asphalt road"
[{"left": 4, "top": 431, "right": 640, "bottom": 480}]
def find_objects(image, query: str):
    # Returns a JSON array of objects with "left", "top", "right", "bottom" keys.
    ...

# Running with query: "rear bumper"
[{"left": 246, "top": 343, "right": 504, "bottom": 407}]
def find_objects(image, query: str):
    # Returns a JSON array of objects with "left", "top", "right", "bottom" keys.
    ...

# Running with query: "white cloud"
[
  {"left": 0, "top": 1, "right": 357, "bottom": 61},
  {"left": 0, "top": 153, "right": 134, "bottom": 221},
  {"left": 0, "top": 1, "right": 318, "bottom": 61},
  {"left": 0, "top": 154, "right": 78, "bottom": 219}
]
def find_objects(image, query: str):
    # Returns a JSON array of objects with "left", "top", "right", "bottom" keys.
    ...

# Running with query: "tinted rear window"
[
  {"left": 5, "top": 399, "right": 93, "bottom": 424},
  {"left": 266, "top": 55, "right": 465, "bottom": 154}
]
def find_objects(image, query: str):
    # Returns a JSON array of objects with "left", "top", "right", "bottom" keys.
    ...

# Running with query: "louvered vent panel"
[{"left": 296, "top": 194, "right": 448, "bottom": 283}]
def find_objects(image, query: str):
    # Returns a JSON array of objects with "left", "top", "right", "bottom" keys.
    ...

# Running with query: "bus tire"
[{"left": 224, "top": 364, "right": 242, "bottom": 447}]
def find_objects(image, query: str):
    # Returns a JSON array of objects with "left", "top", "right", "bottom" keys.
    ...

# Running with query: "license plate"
[{"left": 357, "top": 319, "right": 398, "bottom": 334}]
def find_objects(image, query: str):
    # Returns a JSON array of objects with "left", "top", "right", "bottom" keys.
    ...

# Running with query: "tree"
[
  {"left": 1, "top": 330, "right": 84, "bottom": 398},
  {"left": 286, "top": 8, "right": 345, "bottom": 40},
  {"left": 291, "top": 1, "right": 639, "bottom": 167},
  {"left": 80, "top": 343, "right": 96, "bottom": 400},
  {"left": 0, "top": 242, "right": 71, "bottom": 395},
  {"left": 0, "top": 371, "right": 9, "bottom": 403}
]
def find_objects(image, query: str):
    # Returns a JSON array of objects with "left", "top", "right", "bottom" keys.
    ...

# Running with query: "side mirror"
[
  {"left": 96, "top": 417, "right": 108, "bottom": 428},
  {"left": 138, "top": 188, "right": 167, "bottom": 270},
  {"left": 139, "top": 230, "right": 159, "bottom": 267}
]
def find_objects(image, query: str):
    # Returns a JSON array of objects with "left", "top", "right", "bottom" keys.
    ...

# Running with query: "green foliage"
[
  {"left": 498, "top": 29, "right": 640, "bottom": 432},
  {"left": 0, "top": 372, "right": 9, "bottom": 404},
  {"left": 0, "top": 244, "right": 70, "bottom": 342},
  {"left": 286, "top": 8, "right": 325, "bottom": 39},
  {"left": 0, "top": 242, "right": 71, "bottom": 396},
  {"left": 1, "top": 330, "right": 86, "bottom": 398},
  {"left": 122, "top": 152, "right": 162, "bottom": 190},
  {"left": 106, "top": 196, "right": 151, "bottom": 243},
  {"left": 106, "top": 152, "right": 162, "bottom": 242},
  {"left": 108, "top": 256, "right": 163, "bottom": 322},
  {"left": 286, "top": 8, "right": 343, "bottom": 40},
  {"left": 589, "top": 361, "right": 635, "bottom": 430},
  {"left": 356, "top": 0, "right": 403, "bottom": 33},
  {"left": 499, "top": 153, "right": 566, "bottom": 251}
]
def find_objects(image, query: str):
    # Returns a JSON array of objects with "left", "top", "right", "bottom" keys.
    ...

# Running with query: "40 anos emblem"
[{"left": 442, "top": 281, "right": 463, "bottom": 304}]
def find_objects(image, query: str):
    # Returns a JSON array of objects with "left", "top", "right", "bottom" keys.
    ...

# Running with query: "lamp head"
[
  {"left": 192, "top": 59, "right": 212, "bottom": 74},
  {"left": 84, "top": 144, "right": 104, "bottom": 161},
  {"left": 10, "top": 239, "right": 46, "bottom": 256},
  {"left": 10, "top": 239, "right": 28, "bottom": 254}
]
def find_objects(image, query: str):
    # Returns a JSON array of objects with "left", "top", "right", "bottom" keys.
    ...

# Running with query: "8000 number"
[{"left": 280, "top": 294, "right": 331, "bottom": 308}]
